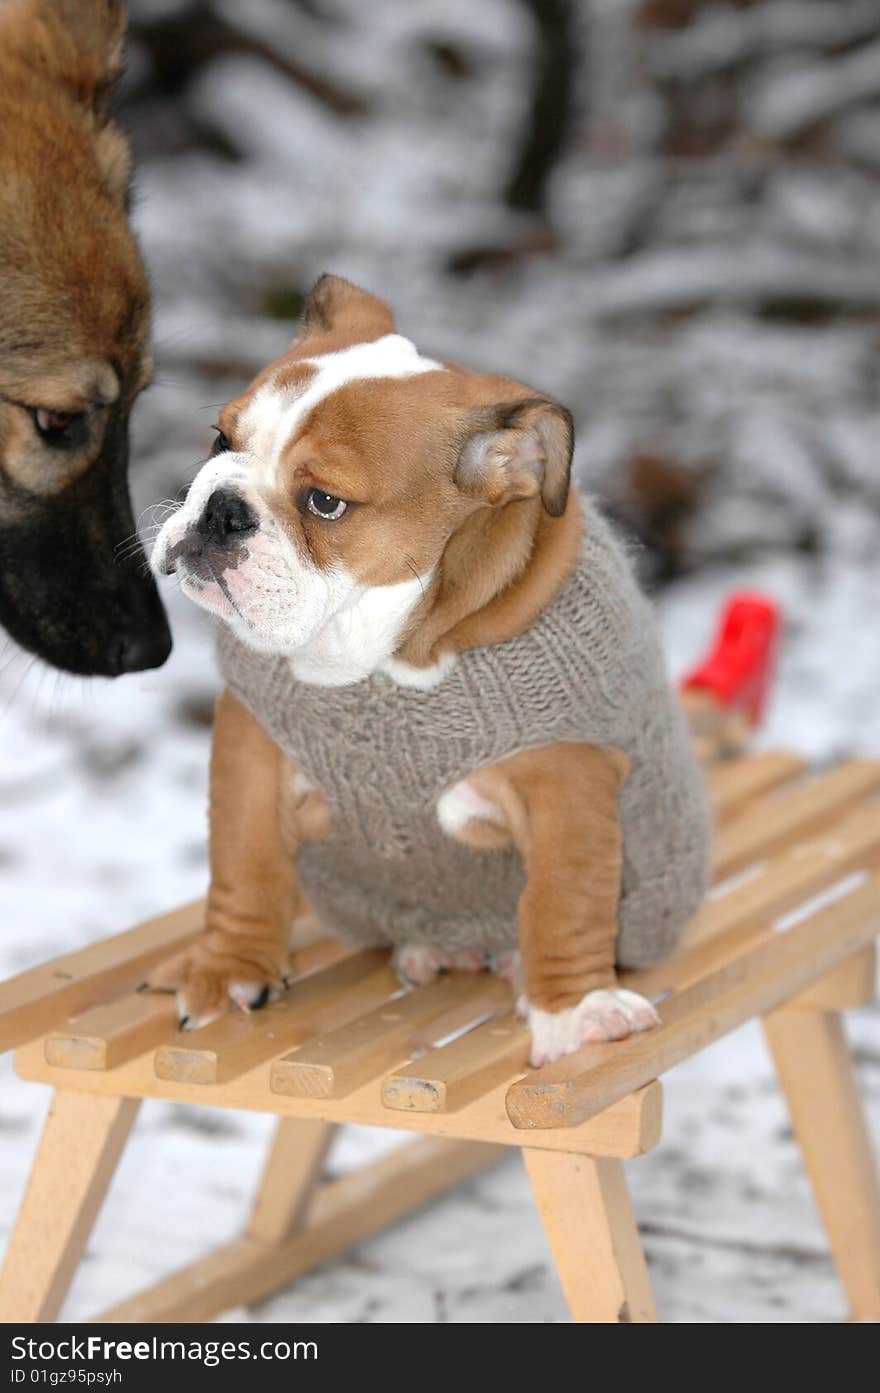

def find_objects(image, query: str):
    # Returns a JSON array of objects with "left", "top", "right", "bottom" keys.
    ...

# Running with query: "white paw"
[
  {"left": 383, "top": 651, "right": 457, "bottom": 689},
  {"left": 392, "top": 943, "right": 489, "bottom": 987},
  {"left": 526, "top": 988, "right": 660, "bottom": 1068}
]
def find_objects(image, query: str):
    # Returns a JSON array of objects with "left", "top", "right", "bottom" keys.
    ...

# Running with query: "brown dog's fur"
[{"left": 0, "top": 0, "right": 170, "bottom": 674}]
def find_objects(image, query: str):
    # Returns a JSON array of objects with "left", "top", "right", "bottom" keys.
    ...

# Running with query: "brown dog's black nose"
[
  {"left": 113, "top": 626, "right": 173, "bottom": 674},
  {"left": 108, "top": 582, "right": 174, "bottom": 674},
  {"left": 198, "top": 488, "right": 258, "bottom": 545}
]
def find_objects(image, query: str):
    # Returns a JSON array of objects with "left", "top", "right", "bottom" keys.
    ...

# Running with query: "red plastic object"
[{"left": 681, "top": 591, "right": 782, "bottom": 727}]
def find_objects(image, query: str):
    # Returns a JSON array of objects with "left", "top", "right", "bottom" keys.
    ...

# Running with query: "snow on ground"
[{"left": 1, "top": 0, "right": 879, "bottom": 1323}]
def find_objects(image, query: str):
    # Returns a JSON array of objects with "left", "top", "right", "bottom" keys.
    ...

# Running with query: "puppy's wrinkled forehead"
[{"left": 236, "top": 334, "right": 443, "bottom": 484}]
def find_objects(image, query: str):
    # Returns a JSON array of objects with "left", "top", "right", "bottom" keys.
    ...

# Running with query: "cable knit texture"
[{"left": 217, "top": 500, "right": 712, "bottom": 967}]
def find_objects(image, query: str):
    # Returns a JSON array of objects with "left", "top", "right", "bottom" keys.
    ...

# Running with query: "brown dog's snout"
[{"left": 110, "top": 582, "right": 173, "bottom": 674}]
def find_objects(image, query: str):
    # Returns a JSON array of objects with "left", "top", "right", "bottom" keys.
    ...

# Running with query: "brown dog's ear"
[
  {"left": 297, "top": 274, "right": 396, "bottom": 345},
  {"left": 25, "top": 0, "right": 127, "bottom": 118},
  {"left": 454, "top": 398, "right": 573, "bottom": 517}
]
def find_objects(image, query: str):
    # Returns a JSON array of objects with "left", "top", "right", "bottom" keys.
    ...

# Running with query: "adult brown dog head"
[{"left": 0, "top": 0, "right": 171, "bottom": 675}]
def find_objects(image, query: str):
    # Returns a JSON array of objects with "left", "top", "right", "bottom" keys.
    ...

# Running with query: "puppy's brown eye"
[
  {"left": 30, "top": 407, "right": 87, "bottom": 450},
  {"left": 306, "top": 489, "right": 348, "bottom": 520},
  {"left": 211, "top": 430, "right": 231, "bottom": 457}
]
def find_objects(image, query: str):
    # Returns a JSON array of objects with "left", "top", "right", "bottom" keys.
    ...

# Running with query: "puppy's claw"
[
  {"left": 228, "top": 980, "right": 284, "bottom": 1013},
  {"left": 146, "top": 934, "right": 289, "bottom": 1032}
]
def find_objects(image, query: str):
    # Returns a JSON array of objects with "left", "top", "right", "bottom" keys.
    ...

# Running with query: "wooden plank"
[
  {"left": 382, "top": 1012, "right": 528, "bottom": 1113},
  {"left": 792, "top": 945, "right": 876, "bottom": 1011},
  {"left": 154, "top": 950, "right": 398, "bottom": 1085},
  {"left": 96, "top": 1137, "right": 500, "bottom": 1323},
  {"left": 0, "top": 1093, "right": 139, "bottom": 1322},
  {"left": 713, "top": 760, "right": 880, "bottom": 878},
  {"left": 14, "top": 1028, "right": 663, "bottom": 1157},
  {"left": 384, "top": 796, "right": 880, "bottom": 1119},
  {"left": 764, "top": 1007, "right": 880, "bottom": 1320},
  {"left": 0, "top": 900, "right": 204, "bottom": 1055},
  {"left": 694, "top": 802, "right": 880, "bottom": 946},
  {"left": 707, "top": 751, "right": 808, "bottom": 823},
  {"left": 506, "top": 872, "right": 880, "bottom": 1130},
  {"left": 524, "top": 1151, "right": 656, "bottom": 1322},
  {"left": 626, "top": 803, "right": 880, "bottom": 1000},
  {"left": 41, "top": 938, "right": 351, "bottom": 1073},
  {"left": 272, "top": 972, "right": 512, "bottom": 1100},
  {"left": 44, "top": 992, "right": 177, "bottom": 1071}
]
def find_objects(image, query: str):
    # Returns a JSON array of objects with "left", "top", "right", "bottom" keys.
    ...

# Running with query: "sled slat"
[
  {"left": 0, "top": 900, "right": 204, "bottom": 1056},
  {"left": 506, "top": 873, "right": 880, "bottom": 1130},
  {"left": 625, "top": 800, "right": 880, "bottom": 1001},
  {"left": 707, "top": 751, "right": 807, "bottom": 822},
  {"left": 382, "top": 1012, "right": 528, "bottom": 1114},
  {"left": 272, "top": 972, "right": 512, "bottom": 1100},
  {"left": 712, "top": 760, "right": 880, "bottom": 878},
  {"left": 42, "top": 938, "right": 350, "bottom": 1073},
  {"left": 700, "top": 801, "right": 880, "bottom": 943},
  {"left": 154, "top": 950, "right": 398, "bottom": 1086},
  {"left": 44, "top": 993, "right": 178, "bottom": 1071},
  {"left": 792, "top": 944, "right": 876, "bottom": 1011}
]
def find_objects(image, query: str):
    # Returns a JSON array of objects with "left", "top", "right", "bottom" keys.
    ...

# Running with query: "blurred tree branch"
[
  {"left": 504, "top": 0, "right": 577, "bottom": 215},
  {"left": 449, "top": 0, "right": 578, "bottom": 274},
  {"left": 129, "top": 2, "right": 370, "bottom": 117}
]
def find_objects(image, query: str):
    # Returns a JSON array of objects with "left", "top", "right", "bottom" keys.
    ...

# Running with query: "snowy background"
[{"left": 1, "top": 0, "right": 879, "bottom": 1322}]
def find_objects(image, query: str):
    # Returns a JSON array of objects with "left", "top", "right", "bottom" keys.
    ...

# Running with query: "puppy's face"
[{"left": 153, "top": 277, "right": 573, "bottom": 662}]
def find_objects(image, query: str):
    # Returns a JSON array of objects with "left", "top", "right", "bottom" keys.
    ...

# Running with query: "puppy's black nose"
[{"left": 198, "top": 488, "right": 258, "bottom": 544}]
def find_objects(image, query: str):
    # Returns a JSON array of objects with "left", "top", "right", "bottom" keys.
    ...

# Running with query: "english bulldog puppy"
[{"left": 151, "top": 276, "right": 710, "bottom": 1066}]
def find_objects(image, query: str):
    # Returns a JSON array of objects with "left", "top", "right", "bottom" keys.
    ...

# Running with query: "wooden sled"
[{"left": 0, "top": 744, "right": 878, "bottom": 1322}]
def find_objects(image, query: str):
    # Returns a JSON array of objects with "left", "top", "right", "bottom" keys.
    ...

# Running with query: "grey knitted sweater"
[{"left": 218, "top": 502, "right": 711, "bottom": 968}]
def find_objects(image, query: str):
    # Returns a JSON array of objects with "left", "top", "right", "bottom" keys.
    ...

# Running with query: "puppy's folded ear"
[
  {"left": 296, "top": 274, "right": 396, "bottom": 346},
  {"left": 454, "top": 398, "right": 574, "bottom": 517}
]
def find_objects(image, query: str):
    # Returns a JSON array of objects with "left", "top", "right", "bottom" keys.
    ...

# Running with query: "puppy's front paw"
[
  {"left": 393, "top": 943, "right": 489, "bottom": 987},
  {"left": 144, "top": 932, "right": 288, "bottom": 1030},
  {"left": 526, "top": 987, "right": 660, "bottom": 1068}
]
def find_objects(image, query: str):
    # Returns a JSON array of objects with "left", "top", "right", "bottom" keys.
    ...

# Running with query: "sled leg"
[
  {"left": 764, "top": 1002, "right": 880, "bottom": 1320},
  {"left": 0, "top": 1091, "right": 139, "bottom": 1321},
  {"left": 524, "top": 1149, "right": 657, "bottom": 1322}
]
